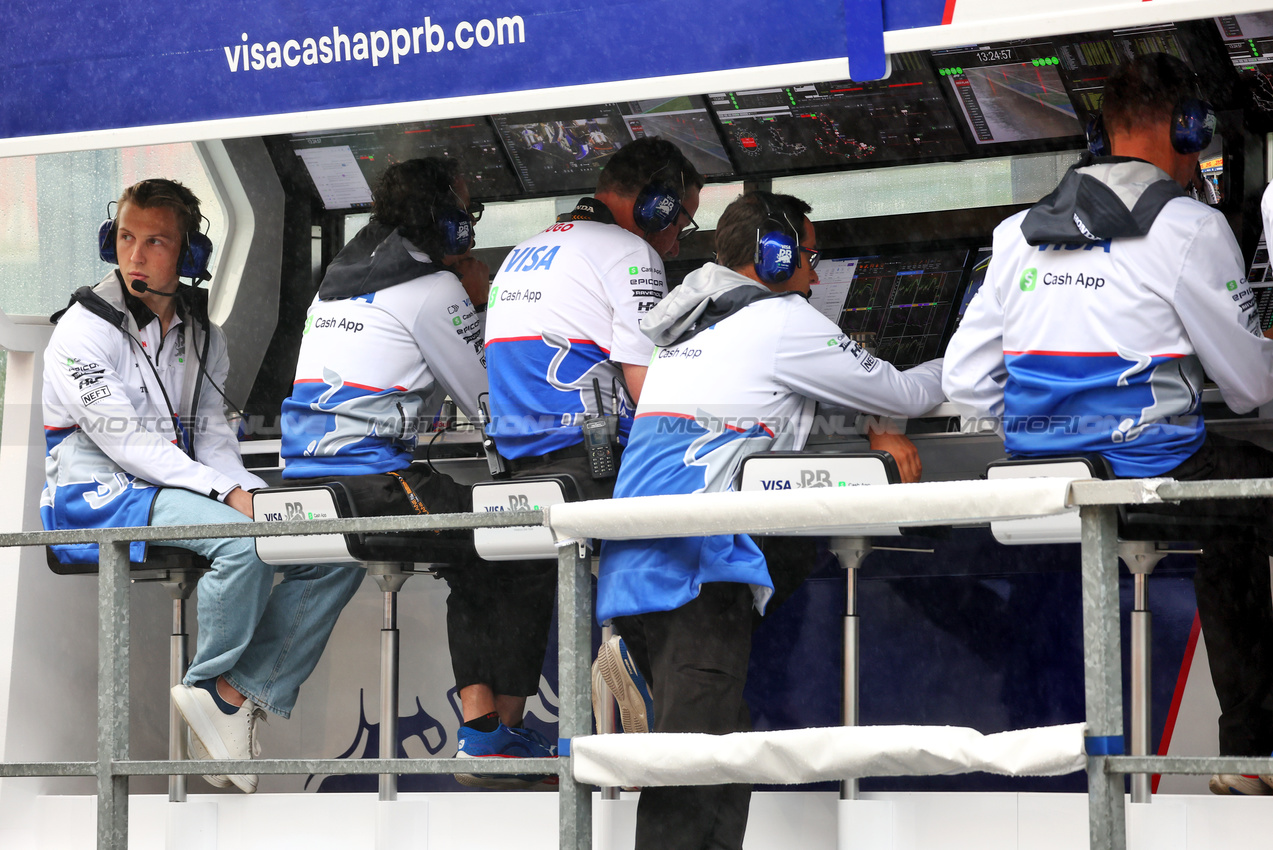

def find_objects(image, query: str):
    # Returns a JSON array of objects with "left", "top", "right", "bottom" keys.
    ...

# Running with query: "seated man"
[
  {"left": 943, "top": 53, "right": 1273, "bottom": 796},
  {"left": 597, "top": 191, "right": 945, "bottom": 850},
  {"left": 279, "top": 158, "right": 557, "bottom": 787},
  {"left": 41, "top": 178, "right": 356, "bottom": 794}
]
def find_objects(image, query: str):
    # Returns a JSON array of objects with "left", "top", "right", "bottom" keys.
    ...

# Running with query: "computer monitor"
[
  {"left": 827, "top": 248, "right": 971, "bottom": 369},
  {"left": 492, "top": 105, "right": 630, "bottom": 195},
  {"left": 617, "top": 96, "right": 734, "bottom": 178},
  {"left": 707, "top": 53, "right": 966, "bottom": 173},
  {"left": 1216, "top": 13, "right": 1273, "bottom": 123},
  {"left": 955, "top": 248, "right": 993, "bottom": 330},
  {"left": 287, "top": 117, "right": 519, "bottom": 210},
  {"left": 1053, "top": 23, "right": 1193, "bottom": 117},
  {"left": 931, "top": 40, "right": 1083, "bottom": 147},
  {"left": 1247, "top": 236, "right": 1273, "bottom": 331}
]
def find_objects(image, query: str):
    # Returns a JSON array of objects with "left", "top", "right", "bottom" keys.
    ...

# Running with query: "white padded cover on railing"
[
  {"left": 571, "top": 723, "right": 1087, "bottom": 787},
  {"left": 546, "top": 477, "right": 1076, "bottom": 543}
]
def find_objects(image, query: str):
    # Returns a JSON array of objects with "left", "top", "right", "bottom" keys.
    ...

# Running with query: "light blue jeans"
[{"left": 153, "top": 488, "right": 365, "bottom": 718}]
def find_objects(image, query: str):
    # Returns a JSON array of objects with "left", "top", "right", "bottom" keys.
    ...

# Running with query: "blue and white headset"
[
  {"left": 631, "top": 162, "right": 686, "bottom": 235},
  {"left": 435, "top": 203, "right": 474, "bottom": 256},
  {"left": 1086, "top": 59, "right": 1216, "bottom": 157},
  {"left": 753, "top": 195, "right": 802, "bottom": 285},
  {"left": 97, "top": 203, "right": 214, "bottom": 282}
]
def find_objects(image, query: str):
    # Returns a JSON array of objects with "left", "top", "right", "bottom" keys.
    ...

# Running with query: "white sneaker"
[
  {"left": 186, "top": 729, "right": 231, "bottom": 789},
  {"left": 171, "top": 683, "right": 264, "bottom": 794},
  {"left": 1209, "top": 773, "right": 1273, "bottom": 795}
]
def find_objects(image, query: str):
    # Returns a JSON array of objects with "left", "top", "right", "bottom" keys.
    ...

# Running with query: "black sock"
[
  {"left": 194, "top": 677, "right": 239, "bottom": 716},
  {"left": 464, "top": 711, "right": 501, "bottom": 733}
]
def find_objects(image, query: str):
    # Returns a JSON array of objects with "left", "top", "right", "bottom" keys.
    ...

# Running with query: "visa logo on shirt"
[{"left": 503, "top": 245, "right": 561, "bottom": 272}]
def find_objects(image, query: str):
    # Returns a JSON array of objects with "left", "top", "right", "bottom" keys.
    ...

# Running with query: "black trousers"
[
  {"left": 1155, "top": 432, "right": 1273, "bottom": 756},
  {"left": 323, "top": 464, "right": 551, "bottom": 697},
  {"left": 615, "top": 581, "right": 755, "bottom": 850}
]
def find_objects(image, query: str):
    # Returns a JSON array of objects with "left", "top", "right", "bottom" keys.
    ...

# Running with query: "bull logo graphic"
[
  {"left": 284, "top": 502, "right": 306, "bottom": 522},
  {"left": 83, "top": 472, "right": 136, "bottom": 510},
  {"left": 543, "top": 332, "right": 631, "bottom": 420},
  {"left": 303, "top": 368, "right": 420, "bottom": 458},
  {"left": 683, "top": 410, "right": 773, "bottom": 494}
]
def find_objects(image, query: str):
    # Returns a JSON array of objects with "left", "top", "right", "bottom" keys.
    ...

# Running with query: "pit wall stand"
[
  {"left": 161, "top": 568, "right": 217, "bottom": 850},
  {"left": 829, "top": 536, "right": 895, "bottom": 850}
]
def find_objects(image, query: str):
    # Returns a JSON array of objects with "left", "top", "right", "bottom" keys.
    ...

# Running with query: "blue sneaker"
[
  {"left": 594, "top": 635, "right": 654, "bottom": 734},
  {"left": 454, "top": 722, "right": 559, "bottom": 789}
]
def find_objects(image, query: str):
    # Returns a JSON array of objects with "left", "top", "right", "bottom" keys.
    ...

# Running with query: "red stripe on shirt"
[
  {"left": 292, "top": 378, "right": 402, "bottom": 392},
  {"left": 1003, "top": 350, "right": 1186, "bottom": 358},
  {"left": 486, "top": 336, "right": 611, "bottom": 354}
]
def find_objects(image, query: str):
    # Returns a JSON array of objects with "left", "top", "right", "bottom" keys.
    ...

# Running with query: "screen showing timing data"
[
  {"left": 1053, "top": 24, "right": 1192, "bottom": 118},
  {"left": 493, "top": 106, "right": 630, "bottom": 196},
  {"left": 1217, "top": 14, "right": 1273, "bottom": 121},
  {"left": 828, "top": 249, "right": 970, "bottom": 369},
  {"left": 707, "top": 53, "right": 967, "bottom": 174},
  {"left": 618, "top": 96, "right": 734, "bottom": 178},
  {"left": 289, "top": 118, "right": 520, "bottom": 210},
  {"left": 932, "top": 40, "right": 1084, "bottom": 146}
]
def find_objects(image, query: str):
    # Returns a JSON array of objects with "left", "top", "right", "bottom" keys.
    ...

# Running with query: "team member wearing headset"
[
  {"left": 597, "top": 191, "right": 944, "bottom": 850},
  {"left": 277, "top": 159, "right": 560, "bottom": 787},
  {"left": 944, "top": 53, "right": 1273, "bottom": 796},
  {"left": 479, "top": 137, "right": 703, "bottom": 764},
  {"left": 41, "top": 179, "right": 345, "bottom": 794}
]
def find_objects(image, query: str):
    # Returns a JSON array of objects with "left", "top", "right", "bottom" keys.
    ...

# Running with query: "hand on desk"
[{"left": 867, "top": 430, "right": 921, "bottom": 483}]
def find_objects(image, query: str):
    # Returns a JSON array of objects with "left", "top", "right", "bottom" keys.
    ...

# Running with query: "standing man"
[
  {"left": 481, "top": 137, "right": 703, "bottom": 739},
  {"left": 944, "top": 53, "right": 1273, "bottom": 795},
  {"left": 279, "top": 158, "right": 558, "bottom": 787},
  {"left": 598, "top": 191, "right": 944, "bottom": 850},
  {"left": 42, "top": 178, "right": 352, "bottom": 794}
]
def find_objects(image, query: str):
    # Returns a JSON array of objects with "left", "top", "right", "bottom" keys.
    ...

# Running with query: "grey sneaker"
[
  {"left": 1209, "top": 773, "right": 1273, "bottom": 795},
  {"left": 186, "top": 729, "right": 231, "bottom": 789},
  {"left": 171, "top": 683, "right": 264, "bottom": 794}
]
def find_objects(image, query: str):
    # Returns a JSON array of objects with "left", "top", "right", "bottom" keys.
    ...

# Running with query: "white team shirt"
[{"left": 484, "top": 216, "right": 667, "bottom": 458}]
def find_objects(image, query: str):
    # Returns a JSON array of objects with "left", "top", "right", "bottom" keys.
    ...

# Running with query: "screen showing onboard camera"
[
  {"left": 289, "top": 118, "right": 519, "bottom": 210},
  {"left": 931, "top": 40, "right": 1083, "bottom": 146},
  {"left": 493, "top": 106, "right": 631, "bottom": 195},
  {"left": 616, "top": 96, "right": 734, "bottom": 178},
  {"left": 707, "top": 53, "right": 966, "bottom": 173},
  {"left": 828, "top": 249, "right": 970, "bottom": 369}
]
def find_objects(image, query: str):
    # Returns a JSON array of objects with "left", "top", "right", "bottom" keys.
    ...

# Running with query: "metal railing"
[
  {"left": 5, "top": 477, "right": 1273, "bottom": 850},
  {"left": 0, "top": 512, "right": 594, "bottom": 850}
]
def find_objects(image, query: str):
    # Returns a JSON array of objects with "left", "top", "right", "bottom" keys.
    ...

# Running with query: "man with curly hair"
[{"left": 280, "top": 158, "right": 558, "bottom": 786}]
